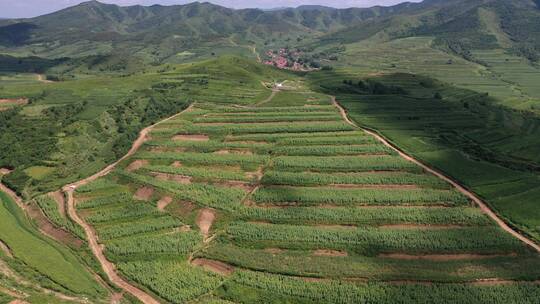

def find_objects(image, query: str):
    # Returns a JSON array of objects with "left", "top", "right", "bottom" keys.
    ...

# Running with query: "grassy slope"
[
  {"left": 0, "top": 190, "right": 105, "bottom": 298},
  {"left": 307, "top": 70, "right": 540, "bottom": 242}
]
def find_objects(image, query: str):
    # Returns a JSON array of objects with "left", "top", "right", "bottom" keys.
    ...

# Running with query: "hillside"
[{"left": 1, "top": 1, "right": 540, "bottom": 303}]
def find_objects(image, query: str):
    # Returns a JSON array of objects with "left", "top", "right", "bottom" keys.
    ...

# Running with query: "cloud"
[{"left": 0, "top": 0, "right": 422, "bottom": 18}]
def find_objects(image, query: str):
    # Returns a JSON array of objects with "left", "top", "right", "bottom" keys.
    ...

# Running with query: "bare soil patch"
[
  {"left": 264, "top": 248, "right": 285, "bottom": 254},
  {"left": 49, "top": 191, "right": 66, "bottom": 218},
  {"left": 133, "top": 187, "right": 154, "bottom": 201},
  {"left": 0, "top": 98, "right": 28, "bottom": 105},
  {"left": 214, "top": 149, "right": 253, "bottom": 155},
  {"left": 126, "top": 160, "right": 148, "bottom": 172},
  {"left": 8, "top": 299, "right": 30, "bottom": 304},
  {"left": 471, "top": 279, "right": 518, "bottom": 286},
  {"left": 379, "top": 253, "right": 518, "bottom": 261},
  {"left": 173, "top": 134, "right": 209, "bottom": 141},
  {"left": 191, "top": 258, "right": 234, "bottom": 276},
  {"left": 313, "top": 249, "right": 348, "bottom": 257},
  {"left": 26, "top": 204, "right": 83, "bottom": 248},
  {"left": 0, "top": 168, "right": 12, "bottom": 175},
  {"left": 150, "top": 147, "right": 186, "bottom": 153},
  {"left": 215, "top": 180, "right": 252, "bottom": 191},
  {"left": 157, "top": 196, "right": 173, "bottom": 211},
  {"left": 196, "top": 208, "right": 216, "bottom": 238},
  {"left": 153, "top": 172, "right": 192, "bottom": 184},
  {"left": 0, "top": 240, "right": 13, "bottom": 258},
  {"left": 171, "top": 161, "right": 183, "bottom": 168},
  {"left": 315, "top": 224, "right": 357, "bottom": 230}
]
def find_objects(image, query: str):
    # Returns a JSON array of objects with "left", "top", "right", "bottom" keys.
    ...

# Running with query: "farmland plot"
[{"left": 74, "top": 87, "right": 540, "bottom": 303}]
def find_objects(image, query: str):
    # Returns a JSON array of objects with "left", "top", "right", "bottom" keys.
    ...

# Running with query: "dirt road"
[
  {"left": 331, "top": 97, "right": 540, "bottom": 253},
  {"left": 64, "top": 189, "right": 159, "bottom": 304},
  {"left": 62, "top": 104, "right": 194, "bottom": 304}
]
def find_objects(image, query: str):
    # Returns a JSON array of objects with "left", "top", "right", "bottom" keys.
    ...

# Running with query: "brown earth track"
[
  {"left": 26, "top": 203, "right": 83, "bottom": 248},
  {"left": 61, "top": 105, "right": 194, "bottom": 304},
  {"left": 313, "top": 249, "right": 348, "bottom": 257},
  {"left": 331, "top": 97, "right": 540, "bottom": 253},
  {"left": 0, "top": 99, "right": 28, "bottom": 105},
  {"left": 191, "top": 258, "right": 234, "bottom": 276},
  {"left": 126, "top": 160, "right": 148, "bottom": 172}
]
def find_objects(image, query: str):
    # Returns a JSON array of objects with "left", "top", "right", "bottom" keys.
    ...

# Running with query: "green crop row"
[
  {"left": 261, "top": 170, "right": 450, "bottom": 188},
  {"left": 204, "top": 111, "right": 339, "bottom": 117},
  {"left": 85, "top": 202, "right": 160, "bottom": 224},
  {"left": 192, "top": 114, "right": 342, "bottom": 123},
  {"left": 118, "top": 260, "right": 223, "bottom": 304},
  {"left": 76, "top": 193, "right": 133, "bottom": 210},
  {"left": 34, "top": 195, "right": 85, "bottom": 239},
  {"left": 212, "top": 105, "right": 337, "bottom": 113},
  {"left": 136, "top": 151, "right": 268, "bottom": 170},
  {"left": 144, "top": 139, "right": 272, "bottom": 153},
  {"left": 252, "top": 186, "right": 469, "bottom": 206},
  {"left": 75, "top": 178, "right": 125, "bottom": 193},
  {"left": 272, "top": 156, "right": 421, "bottom": 173},
  {"left": 222, "top": 270, "right": 540, "bottom": 304},
  {"left": 105, "top": 231, "right": 201, "bottom": 259},
  {"left": 181, "top": 121, "right": 355, "bottom": 135},
  {"left": 227, "top": 131, "right": 367, "bottom": 142},
  {"left": 270, "top": 145, "right": 393, "bottom": 156},
  {"left": 226, "top": 222, "right": 527, "bottom": 255},
  {"left": 96, "top": 215, "right": 183, "bottom": 240},
  {"left": 275, "top": 135, "right": 377, "bottom": 146},
  {"left": 143, "top": 165, "right": 252, "bottom": 182},
  {"left": 239, "top": 206, "right": 491, "bottom": 226},
  {"left": 204, "top": 244, "right": 540, "bottom": 282}
]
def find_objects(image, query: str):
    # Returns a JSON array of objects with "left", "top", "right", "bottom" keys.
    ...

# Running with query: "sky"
[{"left": 0, "top": 0, "right": 422, "bottom": 18}]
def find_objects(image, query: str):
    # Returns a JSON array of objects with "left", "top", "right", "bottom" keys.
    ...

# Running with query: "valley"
[{"left": 0, "top": 0, "right": 540, "bottom": 303}]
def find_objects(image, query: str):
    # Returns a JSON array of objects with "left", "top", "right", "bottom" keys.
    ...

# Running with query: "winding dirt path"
[
  {"left": 61, "top": 105, "right": 194, "bottom": 304},
  {"left": 255, "top": 89, "right": 279, "bottom": 106},
  {"left": 331, "top": 97, "right": 540, "bottom": 253}
]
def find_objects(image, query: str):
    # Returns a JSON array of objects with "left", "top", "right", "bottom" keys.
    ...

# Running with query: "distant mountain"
[
  {"left": 0, "top": 0, "right": 539, "bottom": 67},
  {"left": 0, "top": 1, "right": 417, "bottom": 61}
]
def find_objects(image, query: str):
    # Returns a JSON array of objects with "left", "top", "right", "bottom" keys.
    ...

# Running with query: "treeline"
[
  {"left": 108, "top": 83, "right": 190, "bottom": 159},
  {"left": 0, "top": 81, "right": 189, "bottom": 196}
]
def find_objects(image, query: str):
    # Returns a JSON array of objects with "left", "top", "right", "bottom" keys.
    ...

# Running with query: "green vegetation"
[
  {"left": 0, "top": 191, "right": 105, "bottom": 298},
  {"left": 220, "top": 270, "right": 540, "bottom": 304},
  {"left": 34, "top": 194, "right": 85, "bottom": 238},
  {"left": 2, "top": 0, "right": 540, "bottom": 301},
  {"left": 118, "top": 261, "right": 223, "bottom": 304}
]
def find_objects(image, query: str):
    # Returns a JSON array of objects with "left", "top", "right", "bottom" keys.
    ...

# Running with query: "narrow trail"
[
  {"left": 255, "top": 89, "right": 278, "bottom": 106},
  {"left": 331, "top": 97, "right": 540, "bottom": 254},
  {"left": 36, "top": 74, "right": 53, "bottom": 83},
  {"left": 250, "top": 45, "right": 261, "bottom": 63},
  {"left": 62, "top": 104, "right": 194, "bottom": 304}
]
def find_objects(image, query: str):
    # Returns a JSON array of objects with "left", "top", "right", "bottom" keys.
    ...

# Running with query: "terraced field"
[{"left": 72, "top": 88, "right": 540, "bottom": 303}]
